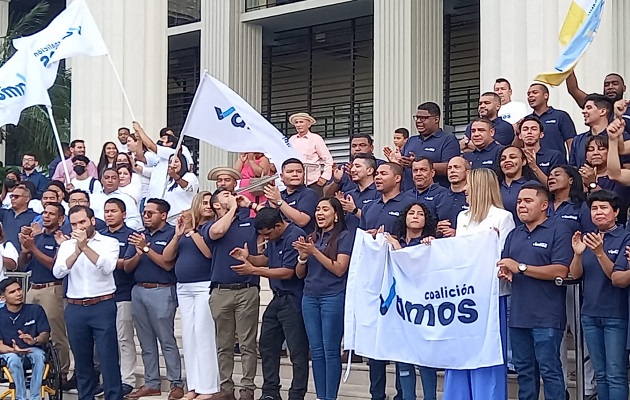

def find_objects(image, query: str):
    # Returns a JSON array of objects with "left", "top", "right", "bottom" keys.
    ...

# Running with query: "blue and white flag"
[
  {"left": 13, "top": 0, "right": 108, "bottom": 87},
  {"left": 181, "top": 71, "right": 300, "bottom": 168},
  {"left": 0, "top": 49, "right": 56, "bottom": 127},
  {"left": 535, "top": 0, "right": 605, "bottom": 86},
  {"left": 344, "top": 230, "right": 502, "bottom": 369}
]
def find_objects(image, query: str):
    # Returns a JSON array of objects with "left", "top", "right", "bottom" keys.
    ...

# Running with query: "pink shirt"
[
  {"left": 52, "top": 158, "right": 99, "bottom": 182},
  {"left": 288, "top": 131, "right": 333, "bottom": 185}
]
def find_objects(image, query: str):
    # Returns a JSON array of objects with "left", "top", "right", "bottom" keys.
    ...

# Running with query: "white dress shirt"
[
  {"left": 145, "top": 145, "right": 194, "bottom": 199},
  {"left": 52, "top": 232, "right": 119, "bottom": 299},
  {"left": 91, "top": 190, "right": 143, "bottom": 231},
  {"left": 164, "top": 172, "right": 199, "bottom": 225},
  {"left": 457, "top": 205, "right": 516, "bottom": 296}
]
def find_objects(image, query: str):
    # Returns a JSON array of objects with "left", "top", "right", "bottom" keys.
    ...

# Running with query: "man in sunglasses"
[{"left": 0, "top": 184, "right": 38, "bottom": 252}]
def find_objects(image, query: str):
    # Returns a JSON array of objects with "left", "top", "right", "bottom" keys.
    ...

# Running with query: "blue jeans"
[
  {"left": 581, "top": 316, "right": 629, "bottom": 400},
  {"left": 0, "top": 347, "right": 46, "bottom": 400},
  {"left": 510, "top": 327, "right": 564, "bottom": 400},
  {"left": 302, "top": 293, "right": 344, "bottom": 400},
  {"left": 395, "top": 363, "right": 437, "bottom": 400}
]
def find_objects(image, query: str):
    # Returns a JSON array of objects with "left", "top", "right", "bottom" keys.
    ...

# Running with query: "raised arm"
[
  {"left": 133, "top": 121, "right": 157, "bottom": 153},
  {"left": 566, "top": 71, "right": 588, "bottom": 108}
]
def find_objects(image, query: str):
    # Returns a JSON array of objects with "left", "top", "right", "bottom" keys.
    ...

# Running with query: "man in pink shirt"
[
  {"left": 52, "top": 139, "right": 98, "bottom": 182},
  {"left": 287, "top": 112, "right": 333, "bottom": 196}
]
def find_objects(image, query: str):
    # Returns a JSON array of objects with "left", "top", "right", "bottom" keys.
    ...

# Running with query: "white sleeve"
[
  {"left": 182, "top": 146, "right": 194, "bottom": 166},
  {"left": 156, "top": 145, "right": 176, "bottom": 161},
  {"left": 52, "top": 241, "right": 75, "bottom": 278},
  {"left": 3, "top": 242, "right": 18, "bottom": 264},
  {"left": 497, "top": 213, "right": 516, "bottom": 251},
  {"left": 182, "top": 172, "right": 199, "bottom": 193}
]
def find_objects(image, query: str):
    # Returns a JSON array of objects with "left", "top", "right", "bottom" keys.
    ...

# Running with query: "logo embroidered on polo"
[
  {"left": 155, "top": 241, "right": 167, "bottom": 246},
  {"left": 24, "top": 319, "right": 35, "bottom": 326},
  {"left": 532, "top": 242, "right": 548, "bottom": 249},
  {"left": 561, "top": 215, "right": 578, "bottom": 221},
  {"left": 239, "top": 222, "right": 251, "bottom": 227},
  {"left": 608, "top": 249, "right": 620, "bottom": 255},
  {"left": 545, "top": 120, "right": 557, "bottom": 124},
  {"left": 424, "top": 147, "right": 436, "bottom": 152},
  {"left": 388, "top": 211, "right": 400, "bottom": 216},
  {"left": 482, "top": 160, "right": 493, "bottom": 165}
]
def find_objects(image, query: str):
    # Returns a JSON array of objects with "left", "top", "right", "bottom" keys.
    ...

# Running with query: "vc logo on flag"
[{"left": 215, "top": 106, "right": 248, "bottom": 130}]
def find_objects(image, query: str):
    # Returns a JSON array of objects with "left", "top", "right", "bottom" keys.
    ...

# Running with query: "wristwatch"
[
  {"left": 33, "top": 337, "right": 39, "bottom": 344},
  {"left": 351, "top": 207, "right": 359, "bottom": 215},
  {"left": 588, "top": 182, "right": 597, "bottom": 191},
  {"left": 142, "top": 246, "right": 150, "bottom": 254},
  {"left": 276, "top": 200, "right": 284, "bottom": 207},
  {"left": 518, "top": 263, "right": 528, "bottom": 275}
]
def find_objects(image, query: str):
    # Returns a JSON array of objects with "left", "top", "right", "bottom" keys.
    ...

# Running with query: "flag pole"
[
  {"left": 105, "top": 53, "right": 136, "bottom": 121},
  {"left": 46, "top": 106, "right": 71, "bottom": 183}
]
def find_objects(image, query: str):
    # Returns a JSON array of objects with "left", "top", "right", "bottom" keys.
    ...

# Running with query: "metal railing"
[{"left": 245, "top": 0, "right": 307, "bottom": 12}]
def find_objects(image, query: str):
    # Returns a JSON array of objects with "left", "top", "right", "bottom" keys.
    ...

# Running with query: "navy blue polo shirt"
[
  {"left": 597, "top": 176, "right": 630, "bottom": 226},
  {"left": 174, "top": 233, "right": 212, "bottom": 283},
  {"left": 465, "top": 118, "right": 515, "bottom": 146},
  {"left": 21, "top": 170, "right": 49, "bottom": 199},
  {"left": 463, "top": 141, "right": 503, "bottom": 170},
  {"left": 26, "top": 231, "right": 59, "bottom": 284},
  {"left": 408, "top": 183, "right": 449, "bottom": 221},
  {"left": 204, "top": 210, "right": 259, "bottom": 285},
  {"left": 436, "top": 189, "right": 468, "bottom": 227},
  {"left": 359, "top": 191, "right": 417, "bottom": 232},
  {"left": 0, "top": 304, "right": 50, "bottom": 349},
  {"left": 281, "top": 185, "right": 319, "bottom": 234},
  {"left": 500, "top": 178, "right": 540, "bottom": 225},
  {"left": 344, "top": 183, "right": 380, "bottom": 232},
  {"left": 264, "top": 224, "right": 304, "bottom": 299},
  {"left": 100, "top": 225, "right": 135, "bottom": 302},
  {"left": 570, "top": 129, "right": 630, "bottom": 168},
  {"left": 534, "top": 147, "right": 564, "bottom": 176},
  {"left": 61, "top": 217, "right": 107, "bottom": 235},
  {"left": 129, "top": 224, "right": 177, "bottom": 284},
  {"left": 336, "top": 158, "right": 385, "bottom": 193},
  {"left": 304, "top": 229, "right": 353, "bottom": 297},
  {"left": 398, "top": 234, "right": 432, "bottom": 248},
  {"left": 548, "top": 200, "right": 596, "bottom": 233},
  {"left": 502, "top": 219, "right": 573, "bottom": 329},
  {"left": 581, "top": 226, "right": 630, "bottom": 319},
  {"left": 0, "top": 208, "right": 39, "bottom": 252},
  {"left": 531, "top": 107, "right": 577, "bottom": 160},
  {"left": 401, "top": 130, "right": 460, "bottom": 190}
]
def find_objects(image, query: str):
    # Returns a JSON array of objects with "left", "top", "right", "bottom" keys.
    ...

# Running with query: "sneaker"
[
  {"left": 121, "top": 384, "right": 134, "bottom": 397},
  {"left": 95, "top": 384, "right": 105, "bottom": 397},
  {"left": 61, "top": 376, "right": 78, "bottom": 391},
  {"left": 239, "top": 388, "right": 255, "bottom": 400}
]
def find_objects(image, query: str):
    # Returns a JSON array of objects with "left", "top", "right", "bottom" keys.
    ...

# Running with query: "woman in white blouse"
[
  {"left": 443, "top": 168, "right": 515, "bottom": 400},
  {"left": 164, "top": 153, "right": 199, "bottom": 224}
]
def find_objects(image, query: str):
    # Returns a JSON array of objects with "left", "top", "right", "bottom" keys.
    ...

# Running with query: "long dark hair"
[
  {"left": 495, "top": 146, "right": 536, "bottom": 183},
  {"left": 167, "top": 153, "right": 189, "bottom": 192},
  {"left": 98, "top": 141, "right": 118, "bottom": 179},
  {"left": 394, "top": 202, "right": 438, "bottom": 240},
  {"left": 549, "top": 165, "right": 585, "bottom": 204},
  {"left": 308, "top": 197, "right": 347, "bottom": 259}
]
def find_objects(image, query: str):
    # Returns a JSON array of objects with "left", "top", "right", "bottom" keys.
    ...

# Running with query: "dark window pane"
[{"left": 169, "top": 0, "right": 201, "bottom": 27}]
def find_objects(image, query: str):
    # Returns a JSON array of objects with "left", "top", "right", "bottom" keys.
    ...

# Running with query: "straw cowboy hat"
[
  {"left": 207, "top": 166, "right": 242, "bottom": 181},
  {"left": 289, "top": 112, "right": 316, "bottom": 126}
]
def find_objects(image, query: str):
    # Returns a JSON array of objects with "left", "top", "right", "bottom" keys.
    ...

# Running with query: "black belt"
[{"left": 211, "top": 282, "right": 258, "bottom": 290}]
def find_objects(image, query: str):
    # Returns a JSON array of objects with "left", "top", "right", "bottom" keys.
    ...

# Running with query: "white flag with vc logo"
[
  {"left": 13, "top": 0, "right": 108, "bottom": 87},
  {"left": 180, "top": 71, "right": 300, "bottom": 168},
  {"left": 344, "top": 230, "right": 502, "bottom": 369}
]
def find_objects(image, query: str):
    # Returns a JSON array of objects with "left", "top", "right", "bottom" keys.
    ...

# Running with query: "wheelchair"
[{"left": 0, "top": 341, "right": 62, "bottom": 400}]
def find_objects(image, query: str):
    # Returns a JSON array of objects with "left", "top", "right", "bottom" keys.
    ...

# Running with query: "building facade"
[{"left": 66, "top": 0, "right": 630, "bottom": 190}]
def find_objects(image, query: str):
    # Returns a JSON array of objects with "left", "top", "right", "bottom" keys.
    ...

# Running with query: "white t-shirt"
[
  {"left": 499, "top": 101, "right": 529, "bottom": 125},
  {"left": 70, "top": 177, "right": 102, "bottom": 194},
  {"left": 0, "top": 242, "right": 19, "bottom": 281},
  {"left": 164, "top": 172, "right": 199, "bottom": 225},
  {"left": 456, "top": 205, "right": 515, "bottom": 296},
  {"left": 119, "top": 173, "right": 143, "bottom": 205},
  {"left": 145, "top": 145, "right": 194, "bottom": 199}
]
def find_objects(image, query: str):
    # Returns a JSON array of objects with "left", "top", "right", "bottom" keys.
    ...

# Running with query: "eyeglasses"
[
  {"left": 9, "top": 194, "right": 27, "bottom": 199},
  {"left": 143, "top": 210, "right": 160, "bottom": 216},
  {"left": 22, "top": 157, "right": 35, "bottom": 162},
  {"left": 412, "top": 115, "right": 437, "bottom": 122},
  {"left": 69, "top": 200, "right": 88, "bottom": 205}
]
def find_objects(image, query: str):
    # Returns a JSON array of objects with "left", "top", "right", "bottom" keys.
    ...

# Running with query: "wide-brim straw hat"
[
  {"left": 207, "top": 167, "right": 242, "bottom": 181},
  {"left": 289, "top": 112, "right": 316, "bottom": 126}
]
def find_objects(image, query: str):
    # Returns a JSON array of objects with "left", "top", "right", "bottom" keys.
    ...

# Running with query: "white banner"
[
  {"left": 13, "top": 0, "right": 107, "bottom": 87},
  {"left": 0, "top": 49, "right": 55, "bottom": 127},
  {"left": 344, "top": 230, "right": 503, "bottom": 370},
  {"left": 181, "top": 71, "right": 300, "bottom": 167}
]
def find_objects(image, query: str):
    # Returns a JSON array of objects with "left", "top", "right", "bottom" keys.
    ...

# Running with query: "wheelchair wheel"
[{"left": 44, "top": 344, "right": 63, "bottom": 400}]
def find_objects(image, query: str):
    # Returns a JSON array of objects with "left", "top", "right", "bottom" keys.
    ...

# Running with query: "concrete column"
[
  {"left": 480, "top": 0, "right": 619, "bottom": 129},
  {"left": 69, "top": 0, "right": 167, "bottom": 161},
  {"left": 198, "top": 0, "right": 263, "bottom": 190},
  {"left": 372, "top": 0, "right": 443, "bottom": 158},
  {"left": 0, "top": 0, "right": 9, "bottom": 164}
]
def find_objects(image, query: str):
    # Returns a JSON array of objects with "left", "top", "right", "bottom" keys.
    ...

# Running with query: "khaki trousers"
[{"left": 209, "top": 286, "right": 260, "bottom": 392}]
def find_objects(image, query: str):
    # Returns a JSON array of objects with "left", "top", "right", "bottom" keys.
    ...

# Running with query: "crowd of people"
[{"left": 1, "top": 71, "right": 630, "bottom": 400}]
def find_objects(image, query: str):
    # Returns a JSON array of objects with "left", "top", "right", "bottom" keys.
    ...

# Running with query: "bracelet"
[{"left": 297, "top": 256, "right": 308, "bottom": 264}]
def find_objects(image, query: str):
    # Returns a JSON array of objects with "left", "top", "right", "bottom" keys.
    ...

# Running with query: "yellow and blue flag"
[{"left": 535, "top": 0, "right": 605, "bottom": 86}]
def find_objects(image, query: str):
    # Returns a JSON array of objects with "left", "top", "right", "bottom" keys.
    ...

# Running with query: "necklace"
[{"left": 8, "top": 313, "right": 20, "bottom": 324}]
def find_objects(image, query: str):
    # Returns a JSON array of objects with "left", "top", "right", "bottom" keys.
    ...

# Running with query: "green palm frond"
[{"left": 0, "top": 1, "right": 71, "bottom": 166}]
